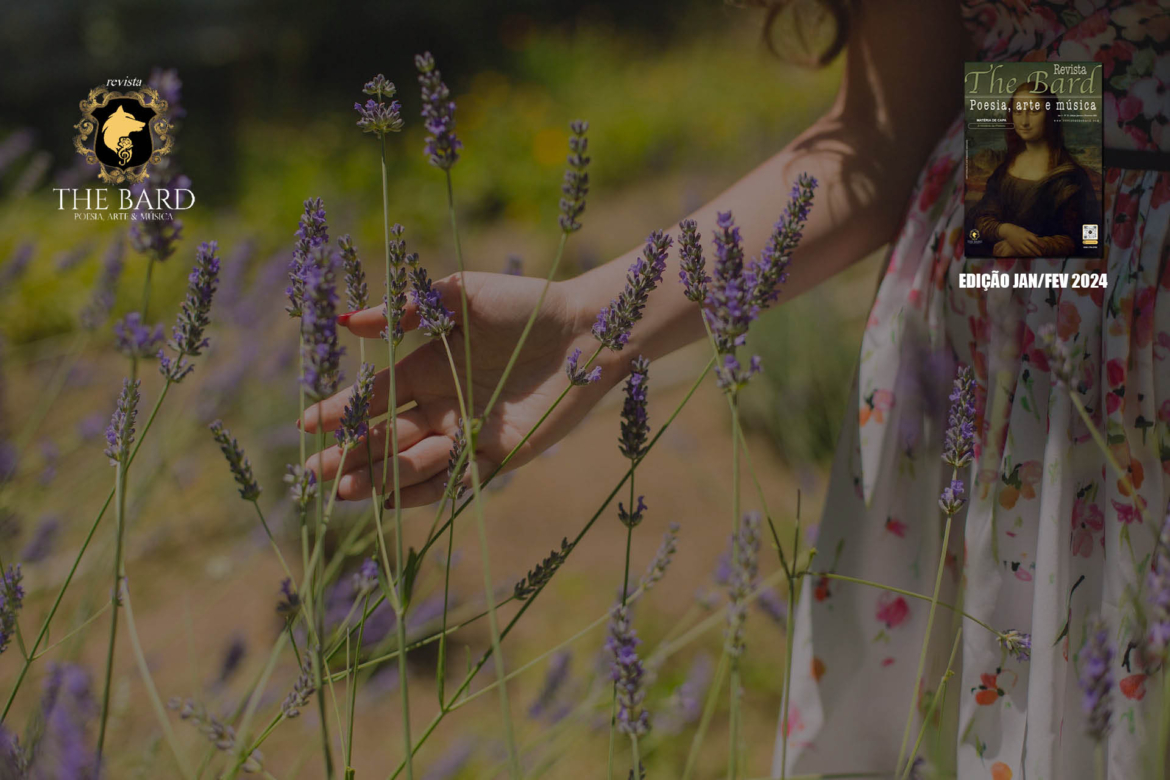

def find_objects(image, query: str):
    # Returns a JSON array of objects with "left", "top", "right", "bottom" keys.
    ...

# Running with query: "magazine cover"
[{"left": 964, "top": 61, "right": 1103, "bottom": 258}]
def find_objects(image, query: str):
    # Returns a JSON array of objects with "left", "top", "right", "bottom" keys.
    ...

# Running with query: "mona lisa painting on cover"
[{"left": 964, "top": 61, "right": 1103, "bottom": 258}]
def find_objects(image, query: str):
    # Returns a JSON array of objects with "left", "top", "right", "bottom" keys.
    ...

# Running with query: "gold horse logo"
[{"left": 102, "top": 106, "right": 145, "bottom": 166}]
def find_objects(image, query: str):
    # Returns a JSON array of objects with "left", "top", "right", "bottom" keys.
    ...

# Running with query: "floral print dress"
[{"left": 774, "top": 2, "right": 1170, "bottom": 779}]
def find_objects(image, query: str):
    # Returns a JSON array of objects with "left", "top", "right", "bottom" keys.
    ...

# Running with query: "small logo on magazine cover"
[
  {"left": 72, "top": 85, "right": 173, "bottom": 184},
  {"left": 969, "top": 228, "right": 981, "bottom": 242},
  {"left": 1083, "top": 224, "right": 1099, "bottom": 245}
]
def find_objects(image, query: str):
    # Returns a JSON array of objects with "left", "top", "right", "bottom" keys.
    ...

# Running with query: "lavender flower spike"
[
  {"left": 1146, "top": 513, "right": 1170, "bottom": 663},
  {"left": 943, "top": 365, "right": 976, "bottom": 470},
  {"left": 79, "top": 236, "right": 125, "bottom": 330},
  {"left": 160, "top": 240, "right": 220, "bottom": 382},
  {"left": 209, "top": 420, "right": 261, "bottom": 501},
  {"left": 559, "top": 120, "right": 590, "bottom": 233},
  {"left": 285, "top": 465, "right": 317, "bottom": 511},
  {"left": 0, "top": 565, "right": 24, "bottom": 656},
  {"left": 607, "top": 605, "right": 650, "bottom": 737},
  {"left": 638, "top": 522, "right": 680, "bottom": 592},
  {"left": 749, "top": 173, "right": 817, "bottom": 309},
  {"left": 336, "top": 362, "right": 375, "bottom": 446},
  {"left": 704, "top": 211, "right": 754, "bottom": 356},
  {"left": 384, "top": 223, "right": 419, "bottom": 346},
  {"left": 410, "top": 265, "right": 454, "bottom": 339},
  {"left": 445, "top": 421, "right": 469, "bottom": 500},
  {"left": 416, "top": 52, "right": 462, "bottom": 170},
  {"left": 725, "top": 512, "right": 761, "bottom": 658},
  {"left": 338, "top": 235, "right": 368, "bottom": 312},
  {"left": 677, "top": 218, "right": 708, "bottom": 303},
  {"left": 353, "top": 558, "right": 379, "bottom": 597},
  {"left": 1080, "top": 616, "right": 1114, "bottom": 740},
  {"left": 300, "top": 246, "right": 345, "bottom": 401},
  {"left": 286, "top": 197, "right": 329, "bottom": 317},
  {"left": 715, "top": 353, "right": 762, "bottom": 393},
  {"left": 113, "top": 312, "right": 163, "bottom": 360},
  {"left": 592, "top": 231, "right": 672, "bottom": 351},
  {"left": 103, "top": 378, "right": 141, "bottom": 465},
  {"left": 565, "top": 347, "right": 602, "bottom": 386},
  {"left": 619, "top": 356, "right": 650, "bottom": 460},
  {"left": 282, "top": 650, "right": 317, "bottom": 718}
]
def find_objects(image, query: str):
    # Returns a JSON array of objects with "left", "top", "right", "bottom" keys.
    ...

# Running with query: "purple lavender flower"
[
  {"left": 421, "top": 738, "right": 475, "bottom": 780},
  {"left": 559, "top": 120, "right": 590, "bottom": 233},
  {"left": 938, "top": 478, "right": 965, "bottom": 516},
  {"left": 79, "top": 236, "right": 125, "bottom": 330},
  {"left": 445, "top": 421, "right": 469, "bottom": 501},
  {"left": 677, "top": 219, "right": 707, "bottom": 303},
  {"left": 565, "top": 347, "right": 602, "bottom": 386},
  {"left": 528, "top": 650, "right": 572, "bottom": 720},
  {"left": 514, "top": 538, "right": 575, "bottom": 600},
  {"left": 657, "top": 652, "right": 713, "bottom": 735},
  {"left": 354, "top": 98, "right": 404, "bottom": 138},
  {"left": 999, "top": 629, "right": 1031, "bottom": 662},
  {"left": 619, "top": 356, "right": 650, "bottom": 460},
  {"left": 0, "top": 724, "right": 27, "bottom": 776},
  {"left": 0, "top": 130, "right": 34, "bottom": 178},
  {"left": 103, "top": 378, "right": 141, "bottom": 465},
  {"left": 39, "top": 663, "right": 99, "bottom": 778},
  {"left": 1080, "top": 616, "right": 1114, "bottom": 740},
  {"left": 384, "top": 224, "right": 419, "bottom": 346},
  {"left": 283, "top": 650, "right": 317, "bottom": 719},
  {"left": 160, "top": 240, "right": 220, "bottom": 382},
  {"left": 127, "top": 174, "right": 188, "bottom": 263},
  {"left": 592, "top": 231, "right": 672, "bottom": 350},
  {"left": 749, "top": 173, "right": 817, "bottom": 309},
  {"left": 638, "top": 522, "right": 680, "bottom": 592},
  {"left": 113, "top": 312, "right": 163, "bottom": 359},
  {"left": 286, "top": 197, "right": 330, "bottom": 318},
  {"left": 943, "top": 365, "right": 975, "bottom": 470},
  {"left": 606, "top": 605, "right": 650, "bottom": 737},
  {"left": 715, "top": 353, "right": 762, "bottom": 393},
  {"left": 618, "top": 496, "right": 647, "bottom": 530},
  {"left": 148, "top": 67, "right": 185, "bottom": 119},
  {"left": 725, "top": 512, "right": 761, "bottom": 658},
  {"left": 416, "top": 52, "right": 462, "bottom": 170},
  {"left": 276, "top": 578, "right": 301, "bottom": 619},
  {"left": 504, "top": 254, "right": 524, "bottom": 276},
  {"left": 352, "top": 557, "right": 379, "bottom": 597},
  {"left": 209, "top": 420, "right": 261, "bottom": 501},
  {"left": 168, "top": 697, "right": 263, "bottom": 771},
  {"left": 335, "top": 362, "right": 375, "bottom": 447},
  {"left": 284, "top": 464, "right": 317, "bottom": 511},
  {"left": 1146, "top": 513, "right": 1170, "bottom": 663},
  {"left": 411, "top": 265, "right": 454, "bottom": 339},
  {"left": 0, "top": 243, "right": 33, "bottom": 289},
  {"left": 300, "top": 246, "right": 345, "bottom": 400},
  {"left": 704, "top": 211, "right": 755, "bottom": 352},
  {"left": 217, "top": 634, "right": 246, "bottom": 684},
  {"left": 363, "top": 73, "right": 395, "bottom": 100},
  {"left": 54, "top": 242, "right": 94, "bottom": 272},
  {"left": 39, "top": 438, "right": 59, "bottom": 486},
  {"left": 21, "top": 515, "right": 59, "bottom": 563},
  {"left": 756, "top": 586, "right": 789, "bottom": 626},
  {"left": 338, "top": 235, "right": 368, "bottom": 312},
  {"left": 0, "top": 565, "right": 24, "bottom": 656}
]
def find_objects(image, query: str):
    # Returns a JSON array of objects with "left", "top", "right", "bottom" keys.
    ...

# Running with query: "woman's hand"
[
  {"left": 300, "top": 271, "right": 620, "bottom": 507},
  {"left": 998, "top": 223, "right": 1044, "bottom": 256}
]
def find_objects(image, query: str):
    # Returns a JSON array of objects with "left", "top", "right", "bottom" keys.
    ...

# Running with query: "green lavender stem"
[
  {"left": 96, "top": 447, "right": 128, "bottom": 761},
  {"left": 315, "top": 426, "right": 335, "bottom": 780},
  {"left": 895, "top": 465, "right": 959, "bottom": 775},
  {"left": 901, "top": 628, "right": 962, "bottom": 780}
]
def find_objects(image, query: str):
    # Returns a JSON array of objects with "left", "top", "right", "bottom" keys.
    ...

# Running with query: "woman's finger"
[
  {"left": 339, "top": 274, "right": 465, "bottom": 339},
  {"left": 305, "top": 411, "right": 430, "bottom": 481},
  {"left": 334, "top": 434, "right": 453, "bottom": 501},
  {"left": 384, "top": 453, "right": 496, "bottom": 509}
]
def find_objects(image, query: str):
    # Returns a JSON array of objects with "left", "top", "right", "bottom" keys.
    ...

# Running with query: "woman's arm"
[{"left": 570, "top": 0, "right": 976, "bottom": 374}]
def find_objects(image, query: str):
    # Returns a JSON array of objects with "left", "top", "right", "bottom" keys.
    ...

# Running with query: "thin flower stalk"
[{"left": 895, "top": 366, "right": 975, "bottom": 777}]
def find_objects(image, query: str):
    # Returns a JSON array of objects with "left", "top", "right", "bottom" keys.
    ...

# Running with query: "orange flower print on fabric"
[
  {"left": 990, "top": 762, "right": 1013, "bottom": 780},
  {"left": 972, "top": 668, "right": 1017, "bottom": 705},
  {"left": 999, "top": 461, "right": 1041, "bottom": 509},
  {"left": 1120, "top": 674, "right": 1147, "bottom": 701},
  {"left": 860, "top": 389, "right": 894, "bottom": 427},
  {"left": 811, "top": 657, "right": 826, "bottom": 682}
]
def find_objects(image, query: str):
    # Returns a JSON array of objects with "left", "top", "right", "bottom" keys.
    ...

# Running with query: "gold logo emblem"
[
  {"left": 73, "top": 86, "right": 173, "bottom": 184},
  {"left": 969, "top": 228, "right": 980, "bottom": 241}
]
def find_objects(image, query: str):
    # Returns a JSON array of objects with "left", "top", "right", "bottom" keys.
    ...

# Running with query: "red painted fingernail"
[{"left": 337, "top": 312, "right": 354, "bottom": 326}]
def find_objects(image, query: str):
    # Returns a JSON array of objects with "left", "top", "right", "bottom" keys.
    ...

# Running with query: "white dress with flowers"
[{"left": 774, "top": 2, "right": 1170, "bottom": 778}]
